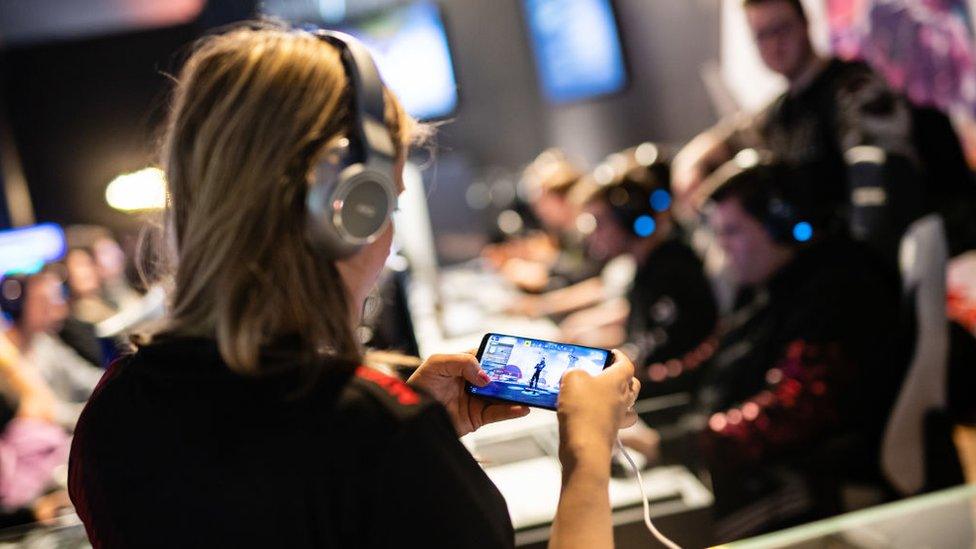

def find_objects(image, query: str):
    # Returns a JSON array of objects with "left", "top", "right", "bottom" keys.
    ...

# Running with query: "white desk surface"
[{"left": 462, "top": 409, "right": 713, "bottom": 532}]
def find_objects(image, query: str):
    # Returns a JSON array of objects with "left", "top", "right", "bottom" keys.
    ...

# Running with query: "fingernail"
[{"left": 479, "top": 371, "right": 491, "bottom": 384}]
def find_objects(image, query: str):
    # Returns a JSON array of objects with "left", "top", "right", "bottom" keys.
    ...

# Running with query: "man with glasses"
[{"left": 672, "top": 0, "right": 928, "bottom": 262}]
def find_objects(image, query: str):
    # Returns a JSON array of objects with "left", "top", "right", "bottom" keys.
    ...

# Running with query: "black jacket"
[{"left": 68, "top": 338, "right": 513, "bottom": 548}]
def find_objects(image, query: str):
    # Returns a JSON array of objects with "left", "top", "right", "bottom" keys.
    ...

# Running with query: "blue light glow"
[
  {"left": 634, "top": 215, "right": 656, "bottom": 237},
  {"left": 523, "top": 0, "right": 627, "bottom": 103},
  {"left": 0, "top": 223, "right": 66, "bottom": 276},
  {"left": 793, "top": 221, "right": 813, "bottom": 242},
  {"left": 650, "top": 189, "right": 671, "bottom": 212},
  {"left": 340, "top": 1, "right": 458, "bottom": 120}
]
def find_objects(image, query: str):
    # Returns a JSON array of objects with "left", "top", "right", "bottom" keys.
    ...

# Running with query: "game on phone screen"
[{"left": 467, "top": 334, "right": 611, "bottom": 410}]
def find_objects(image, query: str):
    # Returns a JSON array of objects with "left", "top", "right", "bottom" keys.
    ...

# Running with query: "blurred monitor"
[
  {"left": 522, "top": 0, "right": 628, "bottom": 103},
  {"left": 337, "top": 1, "right": 459, "bottom": 120},
  {"left": 0, "top": 0, "right": 204, "bottom": 45},
  {"left": 0, "top": 223, "right": 66, "bottom": 275}
]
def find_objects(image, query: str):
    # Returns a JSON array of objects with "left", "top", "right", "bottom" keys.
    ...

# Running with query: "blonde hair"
[
  {"left": 522, "top": 148, "right": 583, "bottom": 198},
  {"left": 153, "top": 22, "right": 419, "bottom": 376}
]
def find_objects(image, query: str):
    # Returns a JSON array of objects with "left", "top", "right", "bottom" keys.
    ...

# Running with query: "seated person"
[
  {"left": 557, "top": 148, "right": 717, "bottom": 397},
  {"left": 484, "top": 149, "right": 601, "bottom": 293},
  {"left": 672, "top": 159, "right": 901, "bottom": 542},
  {"left": 0, "top": 273, "right": 104, "bottom": 429},
  {"left": 68, "top": 25, "right": 641, "bottom": 548},
  {"left": 671, "top": 0, "right": 976, "bottom": 261},
  {"left": 0, "top": 287, "right": 72, "bottom": 526}
]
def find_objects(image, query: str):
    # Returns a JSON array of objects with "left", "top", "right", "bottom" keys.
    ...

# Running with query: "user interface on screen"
[
  {"left": 522, "top": 0, "right": 628, "bottom": 103},
  {"left": 469, "top": 334, "right": 610, "bottom": 409}
]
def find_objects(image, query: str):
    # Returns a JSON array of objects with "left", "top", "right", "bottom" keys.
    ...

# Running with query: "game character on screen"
[{"left": 528, "top": 356, "right": 546, "bottom": 389}]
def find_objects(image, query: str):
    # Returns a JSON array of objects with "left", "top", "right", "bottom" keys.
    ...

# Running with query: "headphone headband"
[
  {"left": 312, "top": 30, "right": 396, "bottom": 163},
  {"left": 302, "top": 28, "right": 399, "bottom": 259}
]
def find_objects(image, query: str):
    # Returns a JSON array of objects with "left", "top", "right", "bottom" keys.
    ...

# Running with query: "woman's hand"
[
  {"left": 549, "top": 351, "right": 640, "bottom": 549},
  {"left": 407, "top": 353, "right": 529, "bottom": 437},
  {"left": 557, "top": 351, "right": 640, "bottom": 466}
]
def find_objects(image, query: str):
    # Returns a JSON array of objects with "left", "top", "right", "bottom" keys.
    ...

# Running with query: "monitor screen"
[
  {"left": 522, "top": 0, "right": 628, "bottom": 103},
  {"left": 339, "top": 1, "right": 459, "bottom": 120},
  {"left": 0, "top": 223, "right": 66, "bottom": 276}
]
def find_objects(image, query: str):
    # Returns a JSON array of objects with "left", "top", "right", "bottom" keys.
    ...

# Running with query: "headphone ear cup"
[
  {"left": 608, "top": 183, "right": 657, "bottom": 238},
  {"left": 764, "top": 196, "right": 797, "bottom": 243},
  {"left": 306, "top": 160, "right": 396, "bottom": 259},
  {"left": 0, "top": 277, "right": 26, "bottom": 322}
]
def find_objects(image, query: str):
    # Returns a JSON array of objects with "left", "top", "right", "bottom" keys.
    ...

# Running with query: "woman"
[{"left": 68, "top": 24, "right": 639, "bottom": 548}]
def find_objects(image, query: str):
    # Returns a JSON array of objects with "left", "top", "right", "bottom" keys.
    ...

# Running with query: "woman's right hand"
[
  {"left": 549, "top": 352, "right": 640, "bottom": 549},
  {"left": 556, "top": 351, "right": 639, "bottom": 468}
]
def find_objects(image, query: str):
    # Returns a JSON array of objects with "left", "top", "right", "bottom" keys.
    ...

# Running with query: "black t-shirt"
[
  {"left": 625, "top": 237, "right": 717, "bottom": 397},
  {"left": 68, "top": 338, "right": 514, "bottom": 548}
]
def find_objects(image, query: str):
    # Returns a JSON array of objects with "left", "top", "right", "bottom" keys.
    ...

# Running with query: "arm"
[
  {"left": 672, "top": 123, "right": 737, "bottom": 216},
  {"left": 510, "top": 276, "right": 606, "bottom": 318},
  {"left": 550, "top": 446, "right": 614, "bottom": 549},
  {"left": 559, "top": 298, "right": 629, "bottom": 348},
  {"left": 701, "top": 339, "right": 855, "bottom": 468},
  {"left": 550, "top": 352, "right": 640, "bottom": 549}
]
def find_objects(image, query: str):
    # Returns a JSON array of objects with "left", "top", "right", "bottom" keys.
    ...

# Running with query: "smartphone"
[{"left": 465, "top": 333, "right": 613, "bottom": 411}]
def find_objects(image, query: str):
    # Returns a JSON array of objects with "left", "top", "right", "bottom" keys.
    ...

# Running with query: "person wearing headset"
[
  {"left": 559, "top": 147, "right": 718, "bottom": 399},
  {"left": 666, "top": 156, "right": 902, "bottom": 542},
  {"left": 1, "top": 271, "right": 103, "bottom": 429},
  {"left": 67, "top": 24, "right": 639, "bottom": 548}
]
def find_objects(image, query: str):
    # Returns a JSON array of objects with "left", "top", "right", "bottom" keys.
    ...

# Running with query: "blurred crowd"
[
  {"left": 0, "top": 228, "right": 156, "bottom": 529},
  {"left": 1, "top": 0, "right": 975, "bottom": 542},
  {"left": 480, "top": 0, "right": 976, "bottom": 540}
]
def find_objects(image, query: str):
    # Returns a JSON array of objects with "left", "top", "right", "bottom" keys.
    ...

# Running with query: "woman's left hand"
[{"left": 408, "top": 353, "right": 530, "bottom": 437}]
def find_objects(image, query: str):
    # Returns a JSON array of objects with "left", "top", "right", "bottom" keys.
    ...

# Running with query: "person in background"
[
  {"left": 89, "top": 232, "right": 141, "bottom": 312},
  {"left": 0, "top": 273, "right": 103, "bottom": 429},
  {"left": 64, "top": 244, "right": 117, "bottom": 326},
  {"left": 508, "top": 145, "right": 695, "bottom": 329},
  {"left": 672, "top": 0, "right": 939, "bottom": 262},
  {"left": 0, "top": 277, "right": 74, "bottom": 527},
  {"left": 552, "top": 148, "right": 718, "bottom": 400},
  {"left": 68, "top": 24, "right": 640, "bottom": 548},
  {"left": 483, "top": 148, "right": 600, "bottom": 293},
  {"left": 671, "top": 159, "right": 902, "bottom": 541}
]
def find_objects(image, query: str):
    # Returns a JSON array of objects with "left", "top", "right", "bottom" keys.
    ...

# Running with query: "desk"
[
  {"left": 415, "top": 266, "right": 714, "bottom": 547},
  {"left": 721, "top": 483, "right": 976, "bottom": 549},
  {"left": 462, "top": 409, "right": 714, "bottom": 548},
  {"left": 408, "top": 265, "right": 559, "bottom": 357}
]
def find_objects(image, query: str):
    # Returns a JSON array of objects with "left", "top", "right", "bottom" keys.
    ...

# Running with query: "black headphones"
[
  {"left": 596, "top": 145, "right": 672, "bottom": 238},
  {"left": 703, "top": 152, "right": 817, "bottom": 245},
  {"left": 305, "top": 30, "right": 398, "bottom": 259},
  {"left": 0, "top": 275, "right": 27, "bottom": 322}
]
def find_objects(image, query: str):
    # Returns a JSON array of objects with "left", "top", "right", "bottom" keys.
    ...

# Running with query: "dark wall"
[
  {"left": 545, "top": 0, "right": 722, "bottom": 164},
  {"left": 430, "top": 0, "right": 547, "bottom": 169},
  {"left": 0, "top": 0, "right": 256, "bottom": 234},
  {"left": 430, "top": 0, "right": 722, "bottom": 169},
  {"left": 1, "top": 25, "right": 196, "bottom": 233}
]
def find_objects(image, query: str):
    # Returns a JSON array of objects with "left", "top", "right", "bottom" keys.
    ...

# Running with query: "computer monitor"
[
  {"left": 339, "top": 1, "right": 459, "bottom": 120},
  {"left": 0, "top": 223, "right": 66, "bottom": 275},
  {"left": 522, "top": 0, "right": 628, "bottom": 103}
]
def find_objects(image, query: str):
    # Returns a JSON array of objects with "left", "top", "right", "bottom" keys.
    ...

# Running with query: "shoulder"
[{"left": 340, "top": 366, "right": 434, "bottom": 423}]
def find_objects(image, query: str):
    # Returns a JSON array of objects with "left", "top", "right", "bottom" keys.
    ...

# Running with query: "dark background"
[{"left": 0, "top": 0, "right": 721, "bottom": 259}]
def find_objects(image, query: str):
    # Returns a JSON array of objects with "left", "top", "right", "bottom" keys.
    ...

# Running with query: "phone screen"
[{"left": 466, "top": 333, "right": 612, "bottom": 410}]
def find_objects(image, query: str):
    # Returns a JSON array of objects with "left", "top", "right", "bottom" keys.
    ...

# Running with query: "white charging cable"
[{"left": 615, "top": 437, "right": 682, "bottom": 549}]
